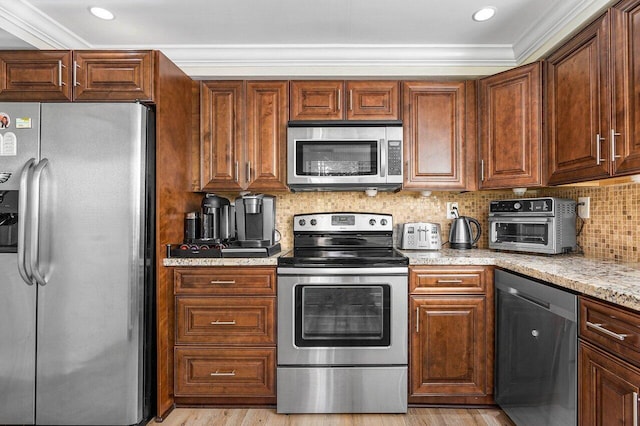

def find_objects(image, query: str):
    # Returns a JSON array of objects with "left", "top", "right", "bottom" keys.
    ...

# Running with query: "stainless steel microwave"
[{"left": 287, "top": 124, "right": 403, "bottom": 192}]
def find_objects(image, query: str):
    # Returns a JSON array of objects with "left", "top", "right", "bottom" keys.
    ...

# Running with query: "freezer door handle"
[
  {"left": 30, "top": 158, "right": 49, "bottom": 286},
  {"left": 17, "top": 158, "right": 36, "bottom": 285}
]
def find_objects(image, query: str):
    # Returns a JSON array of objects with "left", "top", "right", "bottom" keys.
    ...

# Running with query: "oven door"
[
  {"left": 489, "top": 216, "right": 556, "bottom": 254},
  {"left": 277, "top": 267, "right": 408, "bottom": 366}
]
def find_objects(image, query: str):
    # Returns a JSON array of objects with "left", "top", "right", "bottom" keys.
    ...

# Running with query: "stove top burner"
[{"left": 277, "top": 247, "right": 408, "bottom": 267}]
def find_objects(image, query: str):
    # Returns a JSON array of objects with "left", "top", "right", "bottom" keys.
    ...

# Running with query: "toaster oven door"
[{"left": 489, "top": 217, "right": 555, "bottom": 253}]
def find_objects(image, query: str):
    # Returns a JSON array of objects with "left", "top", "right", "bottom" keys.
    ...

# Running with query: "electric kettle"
[{"left": 449, "top": 216, "right": 481, "bottom": 249}]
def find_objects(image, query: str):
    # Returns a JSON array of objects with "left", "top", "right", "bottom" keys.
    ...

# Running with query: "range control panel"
[
  {"left": 293, "top": 212, "right": 393, "bottom": 232},
  {"left": 489, "top": 198, "right": 555, "bottom": 215}
]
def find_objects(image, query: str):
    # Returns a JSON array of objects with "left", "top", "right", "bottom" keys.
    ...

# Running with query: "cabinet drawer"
[
  {"left": 174, "top": 267, "right": 276, "bottom": 295},
  {"left": 176, "top": 296, "right": 275, "bottom": 345},
  {"left": 410, "top": 266, "right": 488, "bottom": 294},
  {"left": 580, "top": 296, "right": 640, "bottom": 367},
  {"left": 174, "top": 347, "right": 276, "bottom": 398}
]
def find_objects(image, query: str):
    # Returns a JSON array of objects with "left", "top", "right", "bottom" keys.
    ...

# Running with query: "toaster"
[{"left": 400, "top": 222, "right": 442, "bottom": 250}]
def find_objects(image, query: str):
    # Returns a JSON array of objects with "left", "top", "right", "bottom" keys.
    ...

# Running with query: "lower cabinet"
[
  {"left": 579, "top": 296, "right": 640, "bottom": 425},
  {"left": 409, "top": 266, "right": 494, "bottom": 405},
  {"left": 173, "top": 267, "right": 277, "bottom": 405}
]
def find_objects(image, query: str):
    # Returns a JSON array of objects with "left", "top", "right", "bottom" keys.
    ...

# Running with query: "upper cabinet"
[
  {"left": 478, "top": 62, "right": 543, "bottom": 189},
  {"left": 402, "top": 81, "right": 475, "bottom": 191},
  {"left": 200, "top": 80, "right": 288, "bottom": 192},
  {"left": 289, "top": 80, "right": 400, "bottom": 121},
  {"left": 547, "top": 0, "right": 640, "bottom": 184},
  {"left": 0, "top": 50, "right": 154, "bottom": 102},
  {"left": 0, "top": 51, "right": 72, "bottom": 101}
]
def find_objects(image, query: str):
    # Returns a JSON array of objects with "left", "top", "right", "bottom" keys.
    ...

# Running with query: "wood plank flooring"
[{"left": 148, "top": 407, "right": 515, "bottom": 426}]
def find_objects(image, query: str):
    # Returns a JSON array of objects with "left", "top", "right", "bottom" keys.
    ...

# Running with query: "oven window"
[
  {"left": 494, "top": 222, "right": 549, "bottom": 245},
  {"left": 295, "top": 140, "right": 378, "bottom": 176},
  {"left": 294, "top": 285, "right": 391, "bottom": 347}
]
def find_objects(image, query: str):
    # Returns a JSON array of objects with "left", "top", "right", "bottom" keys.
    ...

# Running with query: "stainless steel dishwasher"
[{"left": 495, "top": 269, "right": 577, "bottom": 426}]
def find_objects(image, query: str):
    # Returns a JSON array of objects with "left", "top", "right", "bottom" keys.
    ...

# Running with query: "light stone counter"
[
  {"left": 403, "top": 248, "right": 640, "bottom": 312},
  {"left": 163, "top": 248, "right": 640, "bottom": 312}
]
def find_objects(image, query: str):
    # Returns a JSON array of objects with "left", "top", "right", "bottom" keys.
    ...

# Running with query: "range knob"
[
  {"left": 513, "top": 202, "right": 522, "bottom": 210},
  {"left": 369, "top": 219, "right": 377, "bottom": 226},
  {"left": 310, "top": 219, "right": 317, "bottom": 226},
  {"left": 298, "top": 219, "right": 306, "bottom": 226},
  {"left": 380, "top": 219, "right": 388, "bottom": 226}
]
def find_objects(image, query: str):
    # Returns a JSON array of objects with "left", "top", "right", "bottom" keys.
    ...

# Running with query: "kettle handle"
[{"left": 467, "top": 217, "right": 482, "bottom": 245}]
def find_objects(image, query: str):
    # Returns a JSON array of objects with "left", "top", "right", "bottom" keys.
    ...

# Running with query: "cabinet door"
[
  {"left": 547, "top": 14, "right": 612, "bottom": 185},
  {"left": 611, "top": 0, "right": 640, "bottom": 175},
  {"left": 403, "top": 81, "right": 470, "bottom": 190},
  {"left": 72, "top": 50, "right": 153, "bottom": 101},
  {"left": 200, "top": 81, "right": 244, "bottom": 191},
  {"left": 290, "top": 80, "right": 343, "bottom": 120},
  {"left": 346, "top": 81, "right": 400, "bottom": 120},
  {"left": 0, "top": 51, "right": 72, "bottom": 101},
  {"left": 410, "top": 296, "right": 489, "bottom": 400},
  {"left": 246, "top": 81, "right": 288, "bottom": 191},
  {"left": 478, "top": 62, "right": 543, "bottom": 189},
  {"left": 579, "top": 341, "right": 640, "bottom": 426}
]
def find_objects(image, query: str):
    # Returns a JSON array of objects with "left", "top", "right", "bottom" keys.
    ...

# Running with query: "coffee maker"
[
  {"left": 200, "top": 193, "right": 235, "bottom": 243},
  {"left": 235, "top": 193, "right": 276, "bottom": 247}
]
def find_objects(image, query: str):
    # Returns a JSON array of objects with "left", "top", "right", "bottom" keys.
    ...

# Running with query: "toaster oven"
[{"left": 488, "top": 197, "right": 577, "bottom": 254}]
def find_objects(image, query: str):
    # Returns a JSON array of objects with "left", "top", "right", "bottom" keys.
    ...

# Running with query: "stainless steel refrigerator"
[{"left": 0, "top": 103, "right": 155, "bottom": 425}]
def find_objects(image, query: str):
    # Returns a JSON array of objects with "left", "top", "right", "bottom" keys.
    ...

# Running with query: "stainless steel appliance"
[
  {"left": 449, "top": 216, "right": 481, "bottom": 249},
  {"left": 0, "top": 103, "right": 154, "bottom": 425},
  {"left": 400, "top": 222, "right": 441, "bottom": 250},
  {"left": 235, "top": 193, "right": 276, "bottom": 246},
  {"left": 495, "top": 269, "right": 577, "bottom": 426},
  {"left": 277, "top": 212, "right": 409, "bottom": 414},
  {"left": 200, "top": 193, "right": 234, "bottom": 242},
  {"left": 287, "top": 124, "right": 403, "bottom": 192},
  {"left": 489, "top": 197, "right": 577, "bottom": 254}
]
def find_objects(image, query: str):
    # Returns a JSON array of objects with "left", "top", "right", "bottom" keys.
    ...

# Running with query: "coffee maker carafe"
[
  {"left": 235, "top": 193, "right": 276, "bottom": 247},
  {"left": 200, "top": 193, "right": 235, "bottom": 242}
]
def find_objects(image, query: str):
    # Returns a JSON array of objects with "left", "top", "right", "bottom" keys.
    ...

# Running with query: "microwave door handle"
[{"left": 380, "top": 139, "right": 386, "bottom": 177}]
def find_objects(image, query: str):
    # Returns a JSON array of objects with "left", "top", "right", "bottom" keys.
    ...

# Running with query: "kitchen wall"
[{"left": 272, "top": 181, "right": 640, "bottom": 263}]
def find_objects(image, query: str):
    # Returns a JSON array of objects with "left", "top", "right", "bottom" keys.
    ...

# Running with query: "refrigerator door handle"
[
  {"left": 18, "top": 158, "right": 36, "bottom": 285},
  {"left": 30, "top": 158, "right": 49, "bottom": 286}
]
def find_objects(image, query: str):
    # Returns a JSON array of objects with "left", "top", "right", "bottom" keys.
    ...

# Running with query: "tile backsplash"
[{"left": 272, "top": 183, "right": 640, "bottom": 263}]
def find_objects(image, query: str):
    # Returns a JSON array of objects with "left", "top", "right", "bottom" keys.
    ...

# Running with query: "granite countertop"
[{"left": 163, "top": 248, "right": 640, "bottom": 312}]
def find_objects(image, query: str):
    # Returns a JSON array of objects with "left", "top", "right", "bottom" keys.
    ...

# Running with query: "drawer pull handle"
[
  {"left": 210, "top": 280, "right": 236, "bottom": 285},
  {"left": 634, "top": 392, "right": 638, "bottom": 426},
  {"left": 586, "top": 321, "right": 628, "bottom": 341},
  {"left": 210, "top": 320, "right": 236, "bottom": 325},
  {"left": 210, "top": 370, "right": 236, "bottom": 376},
  {"left": 436, "top": 279, "right": 463, "bottom": 284}
]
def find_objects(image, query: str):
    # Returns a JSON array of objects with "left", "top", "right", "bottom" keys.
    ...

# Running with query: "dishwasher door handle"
[{"left": 507, "top": 287, "right": 551, "bottom": 310}]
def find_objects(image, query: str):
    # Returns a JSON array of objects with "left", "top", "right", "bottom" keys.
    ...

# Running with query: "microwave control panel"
[{"left": 387, "top": 140, "right": 402, "bottom": 176}]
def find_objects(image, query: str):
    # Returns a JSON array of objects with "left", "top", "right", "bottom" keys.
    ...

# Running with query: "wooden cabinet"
[
  {"left": 478, "top": 62, "right": 543, "bottom": 189},
  {"left": 289, "top": 80, "right": 400, "bottom": 121},
  {"left": 200, "top": 80, "right": 288, "bottom": 192},
  {"left": 173, "top": 267, "right": 277, "bottom": 405},
  {"left": 402, "top": 81, "right": 475, "bottom": 191},
  {"left": 0, "top": 50, "right": 154, "bottom": 102},
  {"left": 73, "top": 50, "right": 153, "bottom": 101},
  {"left": 579, "top": 296, "right": 640, "bottom": 425},
  {"left": 0, "top": 51, "right": 72, "bottom": 101},
  {"left": 409, "top": 266, "right": 494, "bottom": 405},
  {"left": 547, "top": 0, "right": 640, "bottom": 184}
]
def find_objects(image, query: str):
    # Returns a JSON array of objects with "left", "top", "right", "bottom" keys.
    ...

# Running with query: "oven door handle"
[
  {"left": 489, "top": 216, "right": 553, "bottom": 223},
  {"left": 277, "top": 267, "right": 408, "bottom": 275}
]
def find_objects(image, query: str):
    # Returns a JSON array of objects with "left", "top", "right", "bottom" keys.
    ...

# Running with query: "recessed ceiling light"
[
  {"left": 472, "top": 6, "right": 496, "bottom": 22},
  {"left": 89, "top": 6, "right": 115, "bottom": 20}
]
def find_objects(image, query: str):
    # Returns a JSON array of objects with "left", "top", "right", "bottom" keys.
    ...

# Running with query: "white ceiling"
[{"left": 0, "top": 0, "right": 616, "bottom": 77}]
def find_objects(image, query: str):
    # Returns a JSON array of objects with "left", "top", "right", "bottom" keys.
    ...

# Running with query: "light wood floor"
[{"left": 148, "top": 408, "right": 515, "bottom": 426}]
